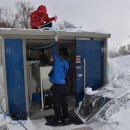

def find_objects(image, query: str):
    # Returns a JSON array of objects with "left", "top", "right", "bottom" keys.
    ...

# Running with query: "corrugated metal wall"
[
  {"left": 4, "top": 39, "right": 26, "bottom": 114},
  {"left": 76, "top": 39, "right": 103, "bottom": 106}
]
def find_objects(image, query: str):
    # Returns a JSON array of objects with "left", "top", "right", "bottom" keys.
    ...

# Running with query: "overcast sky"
[{"left": 1, "top": 0, "right": 130, "bottom": 49}]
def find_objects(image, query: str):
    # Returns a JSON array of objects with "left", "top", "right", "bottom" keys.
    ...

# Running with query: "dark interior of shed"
[{"left": 25, "top": 39, "right": 76, "bottom": 119}]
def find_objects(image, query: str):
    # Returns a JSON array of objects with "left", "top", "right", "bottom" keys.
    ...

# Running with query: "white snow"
[
  {"left": 87, "top": 55, "right": 130, "bottom": 130},
  {"left": 84, "top": 87, "right": 98, "bottom": 95},
  {"left": 1, "top": 54, "right": 130, "bottom": 130},
  {"left": 52, "top": 22, "right": 108, "bottom": 35}
]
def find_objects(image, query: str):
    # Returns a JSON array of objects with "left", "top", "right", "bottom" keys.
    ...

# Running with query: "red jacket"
[{"left": 30, "top": 5, "right": 56, "bottom": 29}]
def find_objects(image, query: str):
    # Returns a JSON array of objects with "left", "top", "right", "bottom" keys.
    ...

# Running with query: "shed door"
[
  {"left": 4, "top": 39, "right": 26, "bottom": 114},
  {"left": 76, "top": 39, "right": 103, "bottom": 106}
]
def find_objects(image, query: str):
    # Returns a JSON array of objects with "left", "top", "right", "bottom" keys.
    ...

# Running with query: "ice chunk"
[{"left": 85, "top": 87, "right": 98, "bottom": 95}]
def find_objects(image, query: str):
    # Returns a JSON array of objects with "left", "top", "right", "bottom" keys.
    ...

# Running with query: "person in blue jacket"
[{"left": 49, "top": 35, "right": 69, "bottom": 125}]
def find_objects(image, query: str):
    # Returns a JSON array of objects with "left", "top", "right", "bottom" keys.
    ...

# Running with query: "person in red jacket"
[{"left": 30, "top": 5, "right": 57, "bottom": 29}]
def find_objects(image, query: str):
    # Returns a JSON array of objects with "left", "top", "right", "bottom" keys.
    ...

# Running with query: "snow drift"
[{"left": 80, "top": 55, "right": 130, "bottom": 124}]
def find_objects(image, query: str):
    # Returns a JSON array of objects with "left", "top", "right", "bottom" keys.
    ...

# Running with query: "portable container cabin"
[{"left": 0, "top": 28, "right": 111, "bottom": 119}]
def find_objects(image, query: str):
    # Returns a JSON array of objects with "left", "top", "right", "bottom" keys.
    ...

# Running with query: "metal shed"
[{"left": 0, "top": 28, "right": 111, "bottom": 119}]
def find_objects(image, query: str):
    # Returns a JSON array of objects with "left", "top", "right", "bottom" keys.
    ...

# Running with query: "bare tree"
[
  {"left": 0, "top": 7, "right": 15, "bottom": 28},
  {"left": 15, "top": 1, "right": 34, "bottom": 28},
  {"left": 0, "top": 7, "right": 5, "bottom": 27},
  {"left": 109, "top": 48, "right": 119, "bottom": 58},
  {"left": 118, "top": 46, "right": 128, "bottom": 56},
  {"left": 0, "top": 7, "right": 3, "bottom": 21},
  {"left": 127, "top": 44, "right": 130, "bottom": 54},
  {"left": 0, "top": 1, "right": 34, "bottom": 28}
]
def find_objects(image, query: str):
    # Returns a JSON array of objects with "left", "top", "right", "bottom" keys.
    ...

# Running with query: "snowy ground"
[
  {"left": 87, "top": 55, "right": 130, "bottom": 130},
  {"left": 0, "top": 55, "right": 130, "bottom": 130}
]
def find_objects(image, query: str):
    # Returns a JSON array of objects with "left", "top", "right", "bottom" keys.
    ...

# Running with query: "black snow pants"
[{"left": 51, "top": 84, "right": 69, "bottom": 121}]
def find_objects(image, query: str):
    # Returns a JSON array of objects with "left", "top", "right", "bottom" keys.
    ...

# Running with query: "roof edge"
[{"left": 0, "top": 28, "right": 111, "bottom": 39}]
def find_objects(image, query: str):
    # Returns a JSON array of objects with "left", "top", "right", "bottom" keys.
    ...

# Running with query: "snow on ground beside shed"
[
  {"left": 88, "top": 101, "right": 130, "bottom": 130},
  {"left": 81, "top": 55, "right": 130, "bottom": 125},
  {"left": 87, "top": 55, "right": 130, "bottom": 130},
  {"left": 0, "top": 55, "right": 130, "bottom": 129},
  {"left": 108, "top": 55, "right": 130, "bottom": 81}
]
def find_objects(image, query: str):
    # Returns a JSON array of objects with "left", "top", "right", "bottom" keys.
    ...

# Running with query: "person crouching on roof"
[
  {"left": 30, "top": 5, "right": 57, "bottom": 29},
  {"left": 48, "top": 35, "right": 70, "bottom": 125}
]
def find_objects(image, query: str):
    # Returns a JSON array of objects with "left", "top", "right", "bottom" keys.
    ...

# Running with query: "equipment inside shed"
[{"left": 25, "top": 39, "right": 76, "bottom": 119}]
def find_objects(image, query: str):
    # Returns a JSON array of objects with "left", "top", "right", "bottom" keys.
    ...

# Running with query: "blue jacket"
[{"left": 49, "top": 43, "right": 69, "bottom": 84}]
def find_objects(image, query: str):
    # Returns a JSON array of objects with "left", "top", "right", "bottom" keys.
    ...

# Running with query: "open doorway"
[{"left": 25, "top": 39, "right": 76, "bottom": 119}]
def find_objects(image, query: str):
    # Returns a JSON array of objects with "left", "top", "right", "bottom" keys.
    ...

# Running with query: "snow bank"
[
  {"left": 108, "top": 55, "right": 130, "bottom": 81},
  {"left": 86, "top": 55, "right": 130, "bottom": 130},
  {"left": 96, "top": 55, "right": 130, "bottom": 120},
  {"left": 104, "top": 55, "right": 130, "bottom": 99}
]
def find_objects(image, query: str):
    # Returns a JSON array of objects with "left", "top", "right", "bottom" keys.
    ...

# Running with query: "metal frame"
[
  {"left": 0, "top": 28, "right": 110, "bottom": 115},
  {"left": 23, "top": 38, "right": 30, "bottom": 114},
  {"left": 103, "top": 39, "right": 108, "bottom": 84},
  {"left": 76, "top": 38, "right": 108, "bottom": 86},
  {"left": 2, "top": 36, "right": 28, "bottom": 114},
  {"left": 84, "top": 58, "right": 86, "bottom": 89},
  {"left": 0, "top": 29, "right": 111, "bottom": 39},
  {"left": 1, "top": 36, "right": 8, "bottom": 113}
]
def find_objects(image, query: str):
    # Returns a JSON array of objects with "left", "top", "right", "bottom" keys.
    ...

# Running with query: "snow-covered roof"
[{"left": 0, "top": 28, "right": 111, "bottom": 39}]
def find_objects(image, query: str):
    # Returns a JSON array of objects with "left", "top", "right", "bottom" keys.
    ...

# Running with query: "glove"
[{"left": 55, "top": 35, "right": 59, "bottom": 42}]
